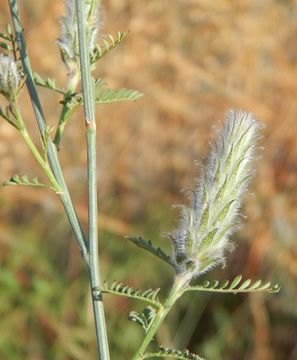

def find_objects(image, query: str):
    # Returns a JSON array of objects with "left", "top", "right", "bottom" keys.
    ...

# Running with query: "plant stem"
[
  {"left": 8, "top": 0, "right": 88, "bottom": 264},
  {"left": 132, "top": 276, "right": 188, "bottom": 360},
  {"left": 12, "top": 105, "right": 61, "bottom": 193},
  {"left": 53, "top": 102, "right": 77, "bottom": 147},
  {"left": 53, "top": 72, "right": 80, "bottom": 147},
  {"left": 75, "top": 1, "right": 110, "bottom": 359}
]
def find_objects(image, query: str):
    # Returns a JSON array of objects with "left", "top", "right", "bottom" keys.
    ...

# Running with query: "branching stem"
[
  {"left": 12, "top": 105, "right": 61, "bottom": 193},
  {"left": 8, "top": 0, "right": 89, "bottom": 269},
  {"left": 132, "top": 276, "right": 189, "bottom": 360}
]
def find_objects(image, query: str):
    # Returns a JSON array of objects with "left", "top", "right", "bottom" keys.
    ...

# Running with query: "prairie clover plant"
[{"left": 0, "top": 1, "right": 279, "bottom": 360}]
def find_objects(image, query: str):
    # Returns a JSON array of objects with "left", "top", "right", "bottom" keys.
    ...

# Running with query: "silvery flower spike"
[
  {"left": 57, "top": 0, "right": 103, "bottom": 77},
  {"left": 169, "top": 110, "right": 263, "bottom": 282},
  {"left": 0, "top": 54, "right": 24, "bottom": 101}
]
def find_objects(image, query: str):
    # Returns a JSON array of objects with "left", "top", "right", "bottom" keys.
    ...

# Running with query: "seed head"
[
  {"left": 168, "top": 110, "right": 263, "bottom": 281},
  {"left": 0, "top": 54, "right": 24, "bottom": 101}
]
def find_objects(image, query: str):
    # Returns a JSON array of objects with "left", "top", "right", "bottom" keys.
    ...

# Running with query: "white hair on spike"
[
  {"left": 168, "top": 110, "right": 263, "bottom": 280},
  {"left": 0, "top": 54, "right": 23, "bottom": 100},
  {"left": 57, "top": 0, "right": 103, "bottom": 75}
]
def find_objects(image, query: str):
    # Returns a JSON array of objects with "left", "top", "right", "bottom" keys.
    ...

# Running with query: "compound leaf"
[
  {"left": 2, "top": 174, "right": 52, "bottom": 190},
  {"left": 94, "top": 81, "right": 143, "bottom": 104},
  {"left": 101, "top": 282, "right": 161, "bottom": 307},
  {"left": 125, "top": 236, "right": 174, "bottom": 268},
  {"left": 186, "top": 276, "right": 280, "bottom": 294},
  {"left": 90, "top": 31, "right": 128, "bottom": 63},
  {"left": 141, "top": 347, "right": 205, "bottom": 360}
]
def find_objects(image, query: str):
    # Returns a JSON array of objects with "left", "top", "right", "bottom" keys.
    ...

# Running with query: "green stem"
[
  {"left": 53, "top": 72, "right": 80, "bottom": 147},
  {"left": 75, "top": 1, "right": 110, "bottom": 359},
  {"left": 13, "top": 106, "right": 61, "bottom": 192},
  {"left": 132, "top": 276, "right": 188, "bottom": 360},
  {"left": 53, "top": 103, "right": 77, "bottom": 147},
  {"left": 8, "top": 0, "right": 88, "bottom": 264}
]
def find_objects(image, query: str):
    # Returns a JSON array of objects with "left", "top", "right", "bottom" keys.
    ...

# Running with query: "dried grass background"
[{"left": 0, "top": 0, "right": 297, "bottom": 359}]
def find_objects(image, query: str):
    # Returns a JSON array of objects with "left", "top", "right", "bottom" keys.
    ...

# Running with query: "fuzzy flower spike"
[
  {"left": 169, "top": 110, "right": 262, "bottom": 282},
  {"left": 57, "top": 0, "right": 103, "bottom": 77},
  {"left": 0, "top": 54, "right": 24, "bottom": 101}
]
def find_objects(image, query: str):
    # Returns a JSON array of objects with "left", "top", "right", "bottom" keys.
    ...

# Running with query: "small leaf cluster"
[{"left": 129, "top": 306, "right": 157, "bottom": 334}]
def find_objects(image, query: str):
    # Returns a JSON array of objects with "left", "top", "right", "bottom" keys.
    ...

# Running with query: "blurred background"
[{"left": 0, "top": 0, "right": 297, "bottom": 359}]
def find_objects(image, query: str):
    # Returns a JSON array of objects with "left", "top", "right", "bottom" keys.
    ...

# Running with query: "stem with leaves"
[
  {"left": 132, "top": 276, "right": 188, "bottom": 360},
  {"left": 11, "top": 103, "right": 61, "bottom": 193},
  {"left": 75, "top": 0, "right": 110, "bottom": 359},
  {"left": 8, "top": 0, "right": 89, "bottom": 263}
]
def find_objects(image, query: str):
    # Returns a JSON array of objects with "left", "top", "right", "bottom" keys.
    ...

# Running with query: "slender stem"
[
  {"left": 12, "top": 106, "right": 61, "bottom": 192},
  {"left": 132, "top": 276, "right": 188, "bottom": 360},
  {"left": 53, "top": 103, "right": 78, "bottom": 147},
  {"left": 8, "top": 0, "right": 88, "bottom": 263},
  {"left": 20, "top": 129, "right": 60, "bottom": 190},
  {"left": 75, "top": 1, "right": 110, "bottom": 359},
  {"left": 53, "top": 72, "right": 80, "bottom": 147}
]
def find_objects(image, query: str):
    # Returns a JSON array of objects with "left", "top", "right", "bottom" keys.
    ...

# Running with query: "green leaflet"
[
  {"left": 185, "top": 276, "right": 280, "bottom": 294},
  {"left": 0, "top": 41, "right": 12, "bottom": 51},
  {"left": 125, "top": 236, "right": 174, "bottom": 268}
]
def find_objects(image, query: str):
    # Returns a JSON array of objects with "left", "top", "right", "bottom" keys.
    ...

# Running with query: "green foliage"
[
  {"left": 128, "top": 306, "right": 157, "bottom": 334},
  {"left": 52, "top": 80, "right": 142, "bottom": 147},
  {"left": 33, "top": 73, "right": 65, "bottom": 95},
  {"left": 0, "top": 41, "right": 12, "bottom": 51},
  {"left": 90, "top": 32, "right": 128, "bottom": 64},
  {"left": 141, "top": 347, "right": 205, "bottom": 360},
  {"left": 94, "top": 79, "right": 143, "bottom": 104},
  {"left": 186, "top": 275, "right": 280, "bottom": 294},
  {"left": 0, "top": 24, "right": 14, "bottom": 51},
  {"left": 126, "top": 236, "right": 174, "bottom": 267},
  {"left": 102, "top": 282, "right": 161, "bottom": 308},
  {"left": 2, "top": 174, "right": 52, "bottom": 190}
]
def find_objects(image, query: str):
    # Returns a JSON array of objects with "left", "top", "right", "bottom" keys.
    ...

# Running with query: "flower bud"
[
  {"left": 57, "top": 0, "right": 103, "bottom": 76},
  {"left": 0, "top": 54, "right": 24, "bottom": 101},
  {"left": 169, "top": 110, "right": 262, "bottom": 280}
]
